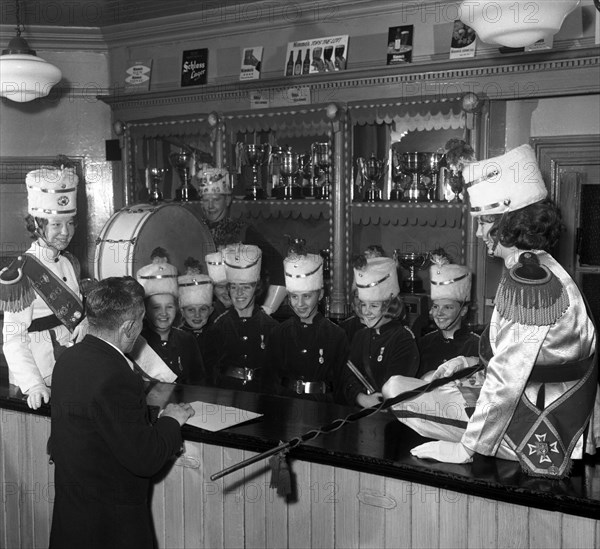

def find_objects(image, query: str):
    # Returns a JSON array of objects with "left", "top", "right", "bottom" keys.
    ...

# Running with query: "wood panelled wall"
[{"left": 1, "top": 408, "right": 599, "bottom": 548}]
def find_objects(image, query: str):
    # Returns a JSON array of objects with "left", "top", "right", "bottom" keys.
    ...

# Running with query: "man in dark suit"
[{"left": 49, "top": 276, "right": 194, "bottom": 549}]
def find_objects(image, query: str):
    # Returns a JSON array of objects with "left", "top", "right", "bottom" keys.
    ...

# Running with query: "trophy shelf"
[
  {"left": 352, "top": 202, "right": 465, "bottom": 228},
  {"left": 230, "top": 199, "right": 331, "bottom": 221}
]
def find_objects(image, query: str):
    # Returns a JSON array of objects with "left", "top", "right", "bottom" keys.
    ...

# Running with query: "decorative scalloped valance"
[
  {"left": 230, "top": 200, "right": 331, "bottom": 221},
  {"left": 352, "top": 203, "right": 465, "bottom": 227},
  {"left": 129, "top": 117, "right": 209, "bottom": 139},
  {"left": 350, "top": 99, "right": 464, "bottom": 132},
  {"left": 224, "top": 107, "right": 332, "bottom": 138}
]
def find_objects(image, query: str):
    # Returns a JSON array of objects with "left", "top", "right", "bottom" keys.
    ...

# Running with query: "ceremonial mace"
[{"left": 210, "top": 364, "right": 483, "bottom": 482}]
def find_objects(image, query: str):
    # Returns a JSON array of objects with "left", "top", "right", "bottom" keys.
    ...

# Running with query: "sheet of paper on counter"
[{"left": 185, "top": 401, "right": 263, "bottom": 432}]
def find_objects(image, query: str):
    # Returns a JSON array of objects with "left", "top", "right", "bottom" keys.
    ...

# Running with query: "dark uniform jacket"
[
  {"left": 416, "top": 327, "right": 480, "bottom": 378},
  {"left": 338, "top": 314, "right": 364, "bottom": 344},
  {"left": 49, "top": 335, "right": 182, "bottom": 549},
  {"left": 141, "top": 324, "right": 207, "bottom": 385},
  {"left": 265, "top": 313, "right": 349, "bottom": 403},
  {"left": 180, "top": 322, "right": 212, "bottom": 384},
  {"left": 205, "top": 306, "right": 279, "bottom": 392},
  {"left": 342, "top": 320, "right": 420, "bottom": 406}
]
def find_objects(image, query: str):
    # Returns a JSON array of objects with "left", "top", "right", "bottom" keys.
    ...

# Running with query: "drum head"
[{"left": 95, "top": 203, "right": 215, "bottom": 279}]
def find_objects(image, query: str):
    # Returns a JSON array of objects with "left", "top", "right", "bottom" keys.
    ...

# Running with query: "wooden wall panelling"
[
  {"left": 357, "top": 471, "right": 386, "bottom": 548},
  {"left": 466, "top": 494, "right": 497, "bottom": 548},
  {"left": 242, "top": 449, "right": 267, "bottom": 548},
  {"left": 203, "top": 444, "right": 225, "bottom": 548},
  {"left": 497, "top": 500, "right": 529, "bottom": 549},
  {"left": 438, "top": 488, "right": 468, "bottom": 549},
  {"left": 309, "top": 461, "right": 336, "bottom": 548},
  {"left": 334, "top": 464, "right": 361, "bottom": 547},
  {"left": 288, "top": 459, "right": 312, "bottom": 548},
  {"left": 223, "top": 447, "right": 247, "bottom": 548}
]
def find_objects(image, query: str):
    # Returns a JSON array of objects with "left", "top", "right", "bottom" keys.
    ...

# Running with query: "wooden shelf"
[
  {"left": 230, "top": 199, "right": 331, "bottom": 221},
  {"left": 352, "top": 202, "right": 465, "bottom": 228}
]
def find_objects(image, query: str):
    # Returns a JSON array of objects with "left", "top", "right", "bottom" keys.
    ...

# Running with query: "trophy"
[
  {"left": 311, "top": 142, "right": 331, "bottom": 200},
  {"left": 279, "top": 146, "right": 303, "bottom": 200},
  {"left": 169, "top": 149, "right": 199, "bottom": 202},
  {"left": 299, "top": 153, "right": 316, "bottom": 198},
  {"left": 447, "top": 167, "right": 465, "bottom": 202},
  {"left": 400, "top": 152, "right": 427, "bottom": 202},
  {"left": 394, "top": 250, "right": 430, "bottom": 294},
  {"left": 421, "top": 153, "right": 445, "bottom": 202},
  {"left": 361, "top": 153, "right": 386, "bottom": 202},
  {"left": 243, "top": 144, "right": 270, "bottom": 200},
  {"left": 149, "top": 167, "right": 164, "bottom": 203}
]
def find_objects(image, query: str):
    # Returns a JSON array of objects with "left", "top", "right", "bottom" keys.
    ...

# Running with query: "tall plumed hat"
[
  {"left": 196, "top": 167, "right": 231, "bottom": 195},
  {"left": 462, "top": 144, "right": 547, "bottom": 216},
  {"left": 284, "top": 252, "right": 323, "bottom": 293},
  {"left": 223, "top": 244, "right": 262, "bottom": 283},
  {"left": 205, "top": 251, "right": 227, "bottom": 284},
  {"left": 178, "top": 273, "right": 213, "bottom": 308},
  {"left": 136, "top": 248, "right": 179, "bottom": 297},
  {"left": 353, "top": 257, "right": 399, "bottom": 302},
  {"left": 429, "top": 255, "right": 471, "bottom": 302},
  {"left": 26, "top": 166, "right": 79, "bottom": 219}
]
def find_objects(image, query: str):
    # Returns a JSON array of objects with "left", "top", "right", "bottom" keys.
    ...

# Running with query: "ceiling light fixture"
[
  {"left": 0, "top": 0, "right": 62, "bottom": 102},
  {"left": 459, "top": 0, "right": 580, "bottom": 48}
]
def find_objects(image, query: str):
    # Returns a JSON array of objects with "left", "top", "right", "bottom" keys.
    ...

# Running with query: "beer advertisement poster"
[
  {"left": 124, "top": 59, "right": 152, "bottom": 92},
  {"left": 240, "top": 46, "right": 263, "bottom": 81},
  {"left": 449, "top": 20, "right": 477, "bottom": 59},
  {"left": 181, "top": 48, "right": 208, "bottom": 87},
  {"left": 284, "top": 35, "right": 349, "bottom": 76},
  {"left": 387, "top": 25, "right": 413, "bottom": 64}
]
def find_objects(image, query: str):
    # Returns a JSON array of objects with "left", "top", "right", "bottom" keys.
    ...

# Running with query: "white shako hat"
[
  {"left": 284, "top": 253, "right": 323, "bottom": 293},
  {"left": 26, "top": 167, "right": 79, "bottom": 219},
  {"left": 178, "top": 273, "right": 213, "bottom": 307},
  {"left": 223, "top": 244, "right": 262, "bottom": 283},
  {"left": 205, "top": 251, "right": 227, "bottom": 284},
  {"left": 429, "top": 256, "right": 471, "bottom": 303},
  {"left": 353, "top": 257, "right": 399, "bottom": 302},
  {"left": 196, "top": 167, "right": 231, "bottom": 195},
  {"left": 462, "top": 144, "right": 547, "bottom": 217},
  {"left": 136, "top": 257, "right": 179, "bottom": 297}
]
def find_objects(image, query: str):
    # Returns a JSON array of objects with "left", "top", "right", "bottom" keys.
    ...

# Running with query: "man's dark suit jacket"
[{"left": 49, "top": 335, "right": 182, "bottom": 549}]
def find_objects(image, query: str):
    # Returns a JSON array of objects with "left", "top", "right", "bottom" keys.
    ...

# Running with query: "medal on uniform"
[
  {"left": 377, "top": 346, "right": 385, "bottom": 362},
  {"left": 260, "top": 334, "right": 265, "bottom": 350},
  {"left": 318, "top": 348, "right": 324, "bottom": 364}
]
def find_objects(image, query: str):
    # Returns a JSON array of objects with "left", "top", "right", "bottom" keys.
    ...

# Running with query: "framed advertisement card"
[{"left": 181, "top": 49, "right": 208, "bottom": 87}]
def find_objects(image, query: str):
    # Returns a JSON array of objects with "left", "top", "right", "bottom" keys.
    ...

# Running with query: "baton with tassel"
[{"left": 210, "top": 363, "right": 484, "bottom": 481}]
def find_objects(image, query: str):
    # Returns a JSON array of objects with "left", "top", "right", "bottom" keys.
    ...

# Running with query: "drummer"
[
  {"left": 204, "top": 244, "right": 278, "bottom": 391},
  {"left": 265, "top": 247, "right": 349, "bottom": 403},
  {"left": 416, "top": 255, "right": 479, "bottom": 378},
  {"left": 196, "top": 167, "right": 287, "bottom": 316},
  {"left": 1, "top": 165, "right": 83, "bottom": 409},
  {"left": 178, "top": 266, "right": 213, "bottom": 361},
  {"left": 137, "top": 249, "right": 207, "bottom": 385}
]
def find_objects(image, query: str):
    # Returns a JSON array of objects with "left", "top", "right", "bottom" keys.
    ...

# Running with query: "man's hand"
[
  {"left": 410, "top": 441, "right": 474, "bottom": 464},
  {"left": 430, "top": 355, "right": 479, "bottom": 380},
  {"left": 161, "top": 403, "right": 195, "bottom": 426},
  {"left": 26, "top": 384, "right": 51, "bottom": 410}
]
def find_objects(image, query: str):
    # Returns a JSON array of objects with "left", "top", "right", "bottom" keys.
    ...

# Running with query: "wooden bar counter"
[{"left": 1, "top": 380, "right": 599, "bottom": 548}]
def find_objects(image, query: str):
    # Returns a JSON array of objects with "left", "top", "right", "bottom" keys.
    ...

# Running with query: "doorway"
[{"left": 533, "top": 135, "right": 600, "bottom": 328}]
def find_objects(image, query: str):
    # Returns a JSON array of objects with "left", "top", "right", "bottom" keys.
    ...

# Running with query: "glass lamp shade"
[
  {"left": 460, "top": 0, "right": 580, "bottom": 48},
  {"left": 0, "top": 36, "right": 62, "bottom": 102}
]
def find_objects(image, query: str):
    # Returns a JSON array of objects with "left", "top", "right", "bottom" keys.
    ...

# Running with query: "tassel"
[
  {"left": 0, "top": 257, "right": 36, "bottom": 313},
  {"left": 496, "top": 252, "right": 569, "bottom": 326},
  {"left": 269, "top": 449, "right": 292, "bottom": 498}
]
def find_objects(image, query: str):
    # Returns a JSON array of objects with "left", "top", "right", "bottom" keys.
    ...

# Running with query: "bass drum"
[{"left": 94, "top": 202, "right": 214, "bottom": 280}]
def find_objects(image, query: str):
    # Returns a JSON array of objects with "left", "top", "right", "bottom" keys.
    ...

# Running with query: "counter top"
[{"left": 1, "top": 381, "right": 599, "bottom": 520}]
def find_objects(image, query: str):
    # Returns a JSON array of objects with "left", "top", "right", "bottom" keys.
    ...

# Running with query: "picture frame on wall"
[{"left": 181, "top": 48, "right": 208, "bottom": 87}]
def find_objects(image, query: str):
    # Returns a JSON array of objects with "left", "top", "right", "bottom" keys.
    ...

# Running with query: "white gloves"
[
  {"left": 26, "top": 384, "right": 51, "bottom": 410},
  {"left": 411, "top": 441, "right": 474, "bottom": 464},
  {"left": 71, "top": 316, "right": 89, "bottom": 344},
  {"left": 430, "top": 355, "right": 479, "bottom": 380}
]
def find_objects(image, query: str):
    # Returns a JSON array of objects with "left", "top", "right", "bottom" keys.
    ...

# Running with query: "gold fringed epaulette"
[
  {"left": 0, "top": 256, "right": 36, "bottom": 313},
  {"left": 495, "top": 252, "right": 569, "bottom": 326}
]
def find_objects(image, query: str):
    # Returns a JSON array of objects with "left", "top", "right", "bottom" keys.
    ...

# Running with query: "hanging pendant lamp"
[
  {"left": 459, "top": 0, "right": 580, "bottom": 48},
  {"left": 0, "top": 0, "right": 62, "bottom": 102}
]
